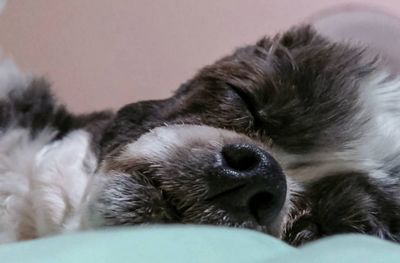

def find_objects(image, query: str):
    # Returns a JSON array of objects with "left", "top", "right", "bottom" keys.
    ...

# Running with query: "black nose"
[{"left": 207, "top": 143, "right": 286, "bottom": 226}]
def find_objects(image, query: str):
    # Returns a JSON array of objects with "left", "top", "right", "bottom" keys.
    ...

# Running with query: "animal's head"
[{"left": 88, "top": 26, "right": 384, "bottom": 245}]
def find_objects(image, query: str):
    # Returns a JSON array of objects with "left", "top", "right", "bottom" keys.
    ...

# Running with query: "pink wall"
[{"left": 1, "top": 0, "right": 400, "bottom": 112}]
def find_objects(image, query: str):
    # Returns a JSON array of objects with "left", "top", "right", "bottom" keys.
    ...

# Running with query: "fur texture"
[{"left": 1, "top": 26, "right": 400, "bottom": 246}]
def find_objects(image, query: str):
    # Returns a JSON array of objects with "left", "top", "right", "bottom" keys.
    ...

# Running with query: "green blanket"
[{"left": 1, "top": 226, "right": 399, "bottom": 263}]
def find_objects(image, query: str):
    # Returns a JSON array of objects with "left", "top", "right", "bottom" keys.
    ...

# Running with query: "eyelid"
[{"left": 227, "top": 84, "right": 261, "bottom": 127}]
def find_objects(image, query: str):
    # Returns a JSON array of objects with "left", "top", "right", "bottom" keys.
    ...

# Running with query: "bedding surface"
[{"left": 1, "top": 226, "right": 399, "bottom": 263}]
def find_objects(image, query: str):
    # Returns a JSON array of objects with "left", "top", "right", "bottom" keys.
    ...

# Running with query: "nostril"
[
  {"left": 209, "top": 143, "right": 287, "bottom": 226},
  {"left": 221, "top": 144, "right": 261, "bottom": 172},
  {"left": 248, "top": 192, "right": 275, "bottom": 225}
]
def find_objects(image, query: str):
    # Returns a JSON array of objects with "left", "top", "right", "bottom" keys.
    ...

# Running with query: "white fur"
[
  {"left": 359, "top": 74, "right": 400, "bottom": 169},
  {"left": 0, "top": 60, "right": 97, "bottom": 243},
  {"left": 276, "top": 74, "right": 400, "bottom": 183},
  {"left": 0, "top": 128, "right": 96, "bottom": 243},
  {"left": 32, "top": 130, "right": 97, "bottom": 237},
  {"left": 120, "top": 125, "right": 240, "bottom": 162}
]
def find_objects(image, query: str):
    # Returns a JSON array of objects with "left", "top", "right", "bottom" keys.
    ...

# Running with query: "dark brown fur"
[{"left": 7, "top": 25, "right": 400, "bottom": 245}]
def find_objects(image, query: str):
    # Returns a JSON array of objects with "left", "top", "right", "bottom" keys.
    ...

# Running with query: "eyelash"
[{"left": 227, "top": 84, "right": 261, "bottom": 128}]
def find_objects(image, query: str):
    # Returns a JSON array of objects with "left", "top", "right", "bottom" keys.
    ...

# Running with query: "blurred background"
[{"left": 1, "top": 0, "right": 400, "bottom": 112}]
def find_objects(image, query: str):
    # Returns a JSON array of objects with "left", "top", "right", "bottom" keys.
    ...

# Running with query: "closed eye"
[{"left": 227, "top": 84, "right": 261, "bottom": 128}]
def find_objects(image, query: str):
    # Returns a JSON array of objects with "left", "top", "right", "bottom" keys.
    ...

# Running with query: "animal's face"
[
  {"left": 95, "top": 125, "right": 288, "bottom": 237},
  {"left": 89, "top": 26, "right": 395, "bottom": 245}
]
